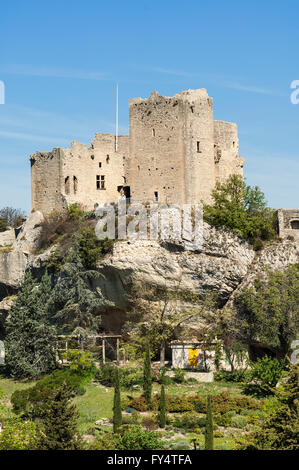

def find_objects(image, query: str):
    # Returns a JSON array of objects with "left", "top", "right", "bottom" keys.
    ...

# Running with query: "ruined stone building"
[{"left": 30, "top": 88, "right": 245, "bottom": 215}]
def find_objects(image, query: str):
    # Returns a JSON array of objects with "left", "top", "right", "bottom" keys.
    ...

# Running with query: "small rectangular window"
[
  {"left": 154, "top": 191, "right": 158, "bottom": 202},
  {"left": 96, "top": 175, "right": 105, "bottom": 190},
  {"left": 99, "top": 162, "right": 102, "bottom": 168},
  {"left": 197, "top": 141, "right": 201, "bottom": 153}
]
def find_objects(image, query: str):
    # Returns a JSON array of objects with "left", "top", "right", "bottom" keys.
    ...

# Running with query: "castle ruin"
[{"left": 30, "top": 88, "right": 245, "bottom": 215}]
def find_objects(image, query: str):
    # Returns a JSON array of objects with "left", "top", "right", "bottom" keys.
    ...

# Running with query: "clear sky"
[{"left": 0, "top": 0, "right": 298, "bottom": 213}]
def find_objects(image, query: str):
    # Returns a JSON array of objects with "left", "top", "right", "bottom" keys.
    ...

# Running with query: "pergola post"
[{"left": 102, "top": 338, "right": 106, "bottom": 365}]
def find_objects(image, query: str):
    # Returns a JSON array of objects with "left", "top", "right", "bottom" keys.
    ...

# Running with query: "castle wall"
[
  {"left": 278, "top": 209, "right": 299, "bottom": 241},
  {"left": 128, "top": 91, "right": 186, "bottom": 205},
  {"left": 31, "top": 135, "right": 128, "bottom": 215},
  {"left": 30, "top": 149, "right": 64, "bottom": 215},
  {"left": 30, "top": 89, "right": 245, "bottom": 216},
  {"left": 214, "top": 120, "right": 244, "bottom": 183},
  {"left": 182, "top": 89, "right": 215, "bottom": 204}
]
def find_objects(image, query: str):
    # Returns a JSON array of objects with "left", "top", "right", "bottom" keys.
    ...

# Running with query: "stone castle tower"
[{"left": 30, "top": 88, "right": 245, "bottom": 215}]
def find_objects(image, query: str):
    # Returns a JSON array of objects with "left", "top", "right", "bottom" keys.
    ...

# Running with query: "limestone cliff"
[{"left": 0, "top": 211, "right": 299, "bottom": 339}]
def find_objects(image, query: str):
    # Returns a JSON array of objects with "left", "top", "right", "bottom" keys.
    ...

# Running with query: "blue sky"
[{"left": 0, "top": 0, "right": 298, "bottom": 213}]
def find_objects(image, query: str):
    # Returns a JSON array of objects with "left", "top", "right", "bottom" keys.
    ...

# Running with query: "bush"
[
  {"left": 230, "top": 415, "right": 247, "bottom": 429},
  {"left": 214, "top": 369, "right": 251, "bottom": 383},
  {"left": 170, "top": 440, "right": 190, "bottom": 450},
  {"left": 117, "top": 425, "right": 165, "bottom": 450},
  {"left": 250, "top": 356, "right": 284, "bottom": 392},
  {"left": 173, "top": 412, "right": 205, "bottom": 430},
  {"left": 88, "top": 432, "right": 118, "bottom": 450},
  {"left": 173, "top": 369, "right": 186, "bottom": 384},
  {"left": 0, "top": 418, "right": 38, "bottom": 450},
  {"left": 11, "top": 367, "right": 94, "bottom": 417}
]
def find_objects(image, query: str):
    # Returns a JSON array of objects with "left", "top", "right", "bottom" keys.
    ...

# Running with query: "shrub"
[
  {"left": 231, "top": 415, "right": 247, "bottom": 429},
  {"left": 88, "top": 432, "right": 118, "bottom": 450},
  {"left": 141, "top": 416, "right": 158, "bottom": 431},
  {"left": 11, "top": 367, "right": 93, "bottom": 417},
  {"left": 214, "top": 369, "right": 251, "bottom": 383},
  {"left": 117, "top": 425, "right": 165, "bottom": 450},
  {"left": 173, "top": 412, "right": 205, "bottom": 430},
  {"left": 250, "top": 356, "right": 284, "bottom": 391},
  {"left": 173, "top": 369, "right": 186, "bottom": 384},
  {"left": 253, "top": 238, "right": 263, "bottom": 251},
  {"left": 0, "top": 418, "right": 38, "bottom": 450},
  {"left": 170, "top": 440, "right": 190, "bottom": 450}
]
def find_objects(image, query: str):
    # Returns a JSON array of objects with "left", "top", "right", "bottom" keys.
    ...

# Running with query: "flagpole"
[{"left": 115, "top": 83, "right": 119, "bottom": 152}]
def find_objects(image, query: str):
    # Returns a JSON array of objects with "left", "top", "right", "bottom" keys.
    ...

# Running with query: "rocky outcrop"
[
  {"left": 0, "top": 228, "right": 16, "bottom": 247},
  {"left": 13, "top": 209, "right": 44, "bottom": 254}
]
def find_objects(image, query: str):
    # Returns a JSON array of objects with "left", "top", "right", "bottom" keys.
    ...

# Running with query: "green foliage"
[
  {"left": 0, "top": 217, "right": 7, "bottom": 232},
  {"left": 88, "top": 432, "right": 118, "bottom": 450},
  {"left": 95, "top": 365, "right": 143, "bottom": 389},
  {"left": 113, "top": 368, "right": 122, "bottom": 433},
  {"left": 214, "top": 342, "right": 223, "bottom": 371},
  {"left": 61, "top": 349, "right": 94, "bottom": 371},
  {"left": 11, "top": 367, "right": 94, "bottom": 417},
  {"left": 173, "top": 369, "right": 186, "bottom": 384},
  {"left": 38, "top": 382, "right": 82, "bottom": 450},
  {"left": 249, "top": 356, "right": 284, "bottom": 394},
  {"left": 205, "top": 396, "right": 214, "bottom": 450},
  {"left": 159, "top": 385, "right": 166, "bottom": 428},
  {"left": 235, "top": 264, "right": 299, "bottom": 356},
  {"left": 230, "top": 414, "right": 247, "bottom": 429},
  {"left": 0, "top": 417, "right": 38, "bottom": 450},
  {"left": 75, "top": 226, "right": 114, "bottom": 270},
  {"left": 117, "top": 425, "right": 165, "bottom": 450},
  {"left": 143, "top": 343, "right": 152, "bottom": 404},
  {"left": 203, "top": 174, "right": 276, "bottom": 242},
  {"left": 173, "top": 412, "right": 205, "bottom": 430},
  {"left": 238, "top": 365, "right": 299, "bottom": 450},
  {"left": 49, "top": 250, "right": 111, "bottom": 333},
  {"left": 4, "top": 271, "right": 57, "bottom": 379},
  {"left": 214, "top": 369, "right": 251, "bottom": 383}
]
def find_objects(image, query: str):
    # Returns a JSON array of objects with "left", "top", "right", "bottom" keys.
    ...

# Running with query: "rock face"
[
  {"left": 0, "top": 228, "right": 16, "bottom": 247},
  {"left": 0, "top": 219, "right": 299, "bottom": 332},
  {"left": 97, "top": 224, "right": 255, "bottom": 307},
  {"left": 13, "top": 209, "right": 44, "bottom": 254}
]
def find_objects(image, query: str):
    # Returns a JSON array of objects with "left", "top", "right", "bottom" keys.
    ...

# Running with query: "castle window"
[
  {"left": 291, "top": 220, "right": 299, "bottom": 229},
  {"left": 99, "top": 162, "right": 102, "bottom": 168},
  {"left": 154, "top": 191, "right": 159, "bottom": 202},
  {"left": 152, "top": 129, "right": 155, "bottom": 137},
  {"left": 73, "top": 176, "right": 78, "bottom": 193},
  {"left": 106, "top": 155, "right": 110, "bottom": 164},
  {"left": 191, "top": 106, "right": 194, "bottom": 113},
  {"left": 65, "top": 176, "right": 70, "bottom": 195},
  {"left": 96, "top": 175, "right": 105, "bottom": 190},
  {"left": 197, "top": 141, "right": 201, "bottom": 153},
  {"left": 233, "top": 141, "right": 235, "bottom": 147}
]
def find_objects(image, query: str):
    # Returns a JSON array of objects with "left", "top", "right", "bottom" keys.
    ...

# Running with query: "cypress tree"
[
  {"left": 205, "top": 395, "right": 214, "bottom": 450},
  {"left": 113, "top": 367, "right": 122, "bottom": 433},
  {"left": 38, "top": 382, "right": 81, "bottom": 450},
  {"left": 143, "top": 342, "right": 152, "bottom": 405},
  {"left": 5, "top": 271, "right": 57, "bottom": 379},
  {"left": 159, "top": 384, "right": 166, "bottom": 428}
]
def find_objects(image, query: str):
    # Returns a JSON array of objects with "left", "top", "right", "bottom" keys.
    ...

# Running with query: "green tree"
[
  {"left": 250, "top": 356, "right": 284, "bottom": 393},
  {"left": 38, "top": 382, "right": 81, "bottom": 450},
  {"left": 49, "top": 249, "right": 113, "bottom": 333},
  {"left": 158, "top": 385, "right": 166, "bottom": 428},
  {"left": 5, "top": 271, "right": 57, "bottom": 379},
  {"left": 113, "top": 367, "right": 122, "bottom": 433},
  {"left": 143, "top": 343, "right": 152, "bottom": 405},
  {"left": 238, "top": 364, "right": 299, "bottom": 450},
  {"left": 234, "top": 264, "right": 299, "bottom": 357},
  {"left": 205, "top": 395, "right": 214, "bottom": 450},
  {"left": 203, "top": 174, "right": 276, "bottom": 242}
]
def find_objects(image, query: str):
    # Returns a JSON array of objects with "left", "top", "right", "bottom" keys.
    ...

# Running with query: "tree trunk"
[{"left": 160, "top": 339, "right": 165, "bottom": 367}]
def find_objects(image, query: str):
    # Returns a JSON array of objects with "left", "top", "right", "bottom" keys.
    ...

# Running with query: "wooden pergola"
[{"left": 56, "top": 333, "right": 122, "bottom": 364}]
